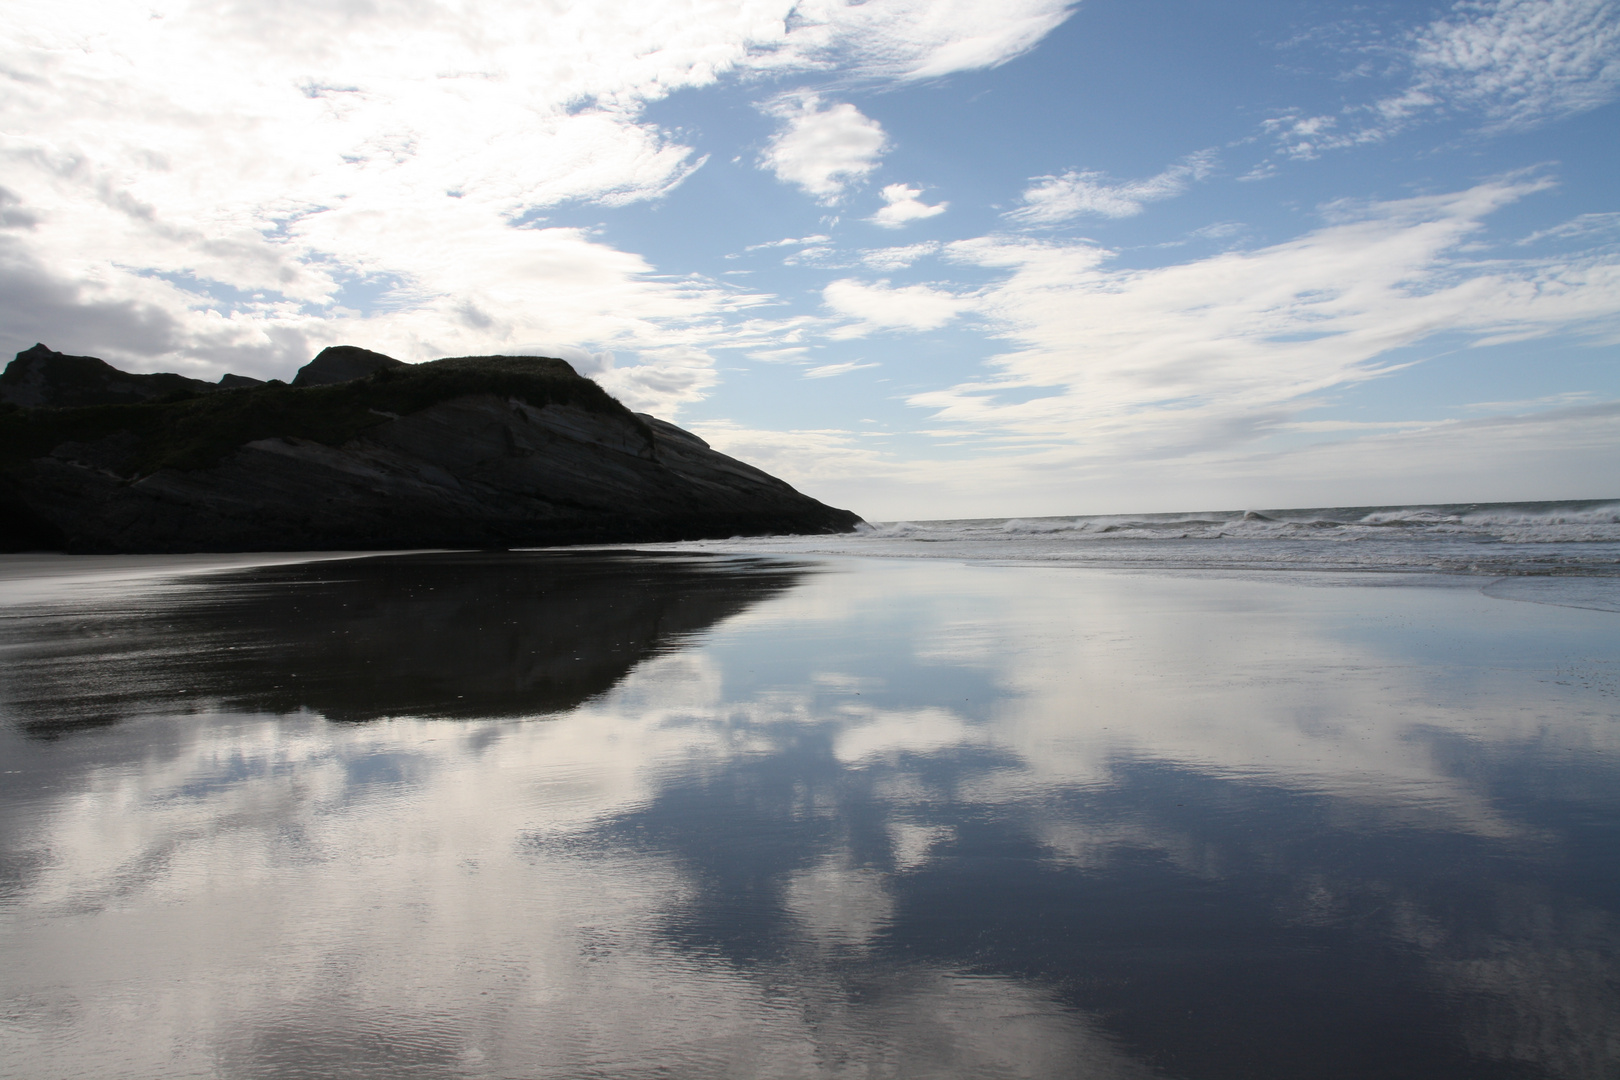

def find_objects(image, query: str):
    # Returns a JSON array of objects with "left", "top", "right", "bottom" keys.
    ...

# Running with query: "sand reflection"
[{"left": 1, "top": 554, "right": 1616, "bottom": 1078}]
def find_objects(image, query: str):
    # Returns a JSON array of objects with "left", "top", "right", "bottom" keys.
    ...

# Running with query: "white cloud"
[
  {"left": 744, "top": 234, "right": 833, "bottom": 252},
  {"left": 781, "top": 244, "right": 841, "bottom": 266},
  {"left": 859, "top": 178, "right": 1620, "bottom": 512},
  {"left": 759, "top": 0, "right": 1081, "bottom": 82},
  {"left": 861, "top": 242, "right": 941, "bottom": 270},
  {"left": 1008, "top": 151, "right": 1216, "bottom": 224},
  {"left": 805, "top": 360, "right": 880, "bottom": 378},
  {"left": 0, "top": 0, "right": 1078, "bottom": 408},
  {"left": 684, "top": 419, "right": 894, "bottom": 496},
  {"left": 823, "top": 278, "right": 972, "bottom": 337},
  {"left": 1404, "top": 0, "right": 1620, "bottom": 130},
  {"left": 1260, "top": 111, "right": 1380, "bottom": 161},
  {"left": 1268, "top": 0, "right": 1620, "bottom": 158},
  {"left": 759, "top": 96, "right": 888, "bottom": 203},
  {"left": 868, "top": 184, "right": 948, "bottom": 228},
  {"left": 1459, "top": 390, "right": 1597, "bottom": 412},
  {"left": 1219, "top": 400, "right": 1620, "bottom": 508},
  {"left": 746, "top": 346, "right": 812, "bottom": 363},
  {"left": 1516, "top": 211, "right": 1620, "bottom": 246}
]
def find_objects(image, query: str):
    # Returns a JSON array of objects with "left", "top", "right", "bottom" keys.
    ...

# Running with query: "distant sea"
[{"left": 648, "top": 498, "right": 1620, "bottom": 609}]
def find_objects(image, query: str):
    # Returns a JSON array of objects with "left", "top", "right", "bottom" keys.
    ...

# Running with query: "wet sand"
[{"left": 1, "top": 552, "right": 1617, "bottom": 1079}]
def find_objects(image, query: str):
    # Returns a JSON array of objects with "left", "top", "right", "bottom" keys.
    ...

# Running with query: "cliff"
[
  {"left": 0, "top": 343, "right": 250, "bottom": 407},
  {"left": 0, "top": 345, "right": 863, "bottom": 553}
]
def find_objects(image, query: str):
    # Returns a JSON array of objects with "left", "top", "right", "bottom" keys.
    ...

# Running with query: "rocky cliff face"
[
  {"left": 290, "top": 345, "right": 405, "bottom": 387},
  {"left": 0, "top": 344, "right": 236, "bottom": 407},
  {"left": 0, "top": 346, "right": 862, "bottom": 552}
]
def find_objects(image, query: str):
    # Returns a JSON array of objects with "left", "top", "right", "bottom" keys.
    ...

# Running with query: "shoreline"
[{"left": 5, "top": 547, "right": 1618, "bottom": 621}]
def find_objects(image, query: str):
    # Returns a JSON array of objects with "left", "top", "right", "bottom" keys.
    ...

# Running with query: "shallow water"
[{"left": 1, "top": 551, "right": 1618, "bottom": 1079}]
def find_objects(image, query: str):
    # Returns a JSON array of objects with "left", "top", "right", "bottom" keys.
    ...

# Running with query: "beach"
[
  {"left": 8, "top": 0, "right": 1617, "bottom": 1068},
  {"left": 1, "top": 514, "right": 1618, "bottom": 1078}
]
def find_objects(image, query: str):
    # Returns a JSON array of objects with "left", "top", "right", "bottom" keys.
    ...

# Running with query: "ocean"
[
  {"left": 654, "top": 497, "right": 1620, "bottom": 578},
  {"left": 1, "top": 500, "right": 1617, "bottom": 1078}
]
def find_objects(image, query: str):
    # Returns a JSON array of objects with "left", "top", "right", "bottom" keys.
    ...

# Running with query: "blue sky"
[{"left": 3, "top": 0, "right": 1617, "bottom": 517}]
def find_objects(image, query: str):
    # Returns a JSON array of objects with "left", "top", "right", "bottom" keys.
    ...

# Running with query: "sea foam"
[{"left": 657, "top": 499, "right": 1620, "bottom": 583}]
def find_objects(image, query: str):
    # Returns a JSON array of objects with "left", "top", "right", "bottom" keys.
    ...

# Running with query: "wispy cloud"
[
  {"left": 760, "top": 96, "right": 888, "bottom": 204},
  {"left": 747, "top": 346, "right": 813, "bottom": 363},
  {"left": 868, "top": 184, "right": 948, "bottom": 228},
  {"left": 861, "top": 242, "right": 942, "bottom": 270},
  {"left": 915, "top": 179, "right": 1620, "bottom": 474},
  {"left": 1457, "top": 390, "right": 1597, "bottom": 412},
  {"left": 1267, "top": 0, "right": 1620, "bottom": 159},
  {"left": 782, "top": 245, "right": 843, "bottom": 267},
  {"left": 743, "top": 235, "right": 833, "bottom": 252},
  {"left": 823, "top": 278, "right": 973, "bottom": 337},
  {"left": 684, "top": 419, "right": 893, "bottom": 492},
  {"left": 1404, "top": 0, "right": 1620, "bottom": 131},
  {"left": 761, "top": 0, "right": 1082, "bottom": 82},
  {"left": 1221, "top": 399, "right": 1620, "bottom": 509},
  {"left": 855, "top": 244, "right": 946, "bottom": 272},
  {"left": 1515, "top": 212, "right": 1620, "bottom": 246},
  {"left": 805, "top": 360, "right": 880, "bottom": 378},
  {"left": 1279, "top": 419, "right": 1436, "bottom": 433},
  {"left": 1007, "top": 151, "right": 1216, "bottom": 224}
]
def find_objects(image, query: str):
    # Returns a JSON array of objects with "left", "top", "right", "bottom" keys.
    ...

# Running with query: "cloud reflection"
[{"left": 1, "top": 556, "right": 1617, "bottom": 1078}]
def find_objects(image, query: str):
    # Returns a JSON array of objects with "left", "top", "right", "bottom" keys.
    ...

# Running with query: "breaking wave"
[
  {"left": 966, "top": 501, "right": 1620, "bottom": 545},
  {"left": 672, "top": 500, "right": 1620, "bottom": 579}
]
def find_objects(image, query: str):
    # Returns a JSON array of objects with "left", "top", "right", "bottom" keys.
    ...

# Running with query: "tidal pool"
[{"left": 1, "top": 551, "right": 1617, "bottom": 1079}]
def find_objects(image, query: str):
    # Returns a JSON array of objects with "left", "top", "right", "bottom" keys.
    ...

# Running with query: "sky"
[{"left": 3, "top": 0, "right": 1618, "bottom": 519}]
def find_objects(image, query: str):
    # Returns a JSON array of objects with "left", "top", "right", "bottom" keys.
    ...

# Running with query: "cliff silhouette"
[{"left": 0, "top": 344, "right": 862, "bottom": 552}]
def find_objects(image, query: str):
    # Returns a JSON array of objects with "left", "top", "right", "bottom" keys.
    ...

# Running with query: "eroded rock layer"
[{"left": 0, "top": 346, "right": 862, "bottom": 552}]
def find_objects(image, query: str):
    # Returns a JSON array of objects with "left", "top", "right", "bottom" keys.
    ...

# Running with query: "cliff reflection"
[{"left": 0, "top": 550, "right": 812, "bottom": 733}]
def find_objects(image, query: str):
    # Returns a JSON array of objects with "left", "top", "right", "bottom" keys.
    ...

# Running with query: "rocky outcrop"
[
  {"left": 0, "top": 344, "right": 271, "bottom": 407},
  {"left": 291, "top": 345, "right": 406, "bottom": 387},
  {"left": 0, "top": 346, "right": 863, "bottom": 552},
  {"left": 0, "top": 344, "right": 221, "bottom": 407}
]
